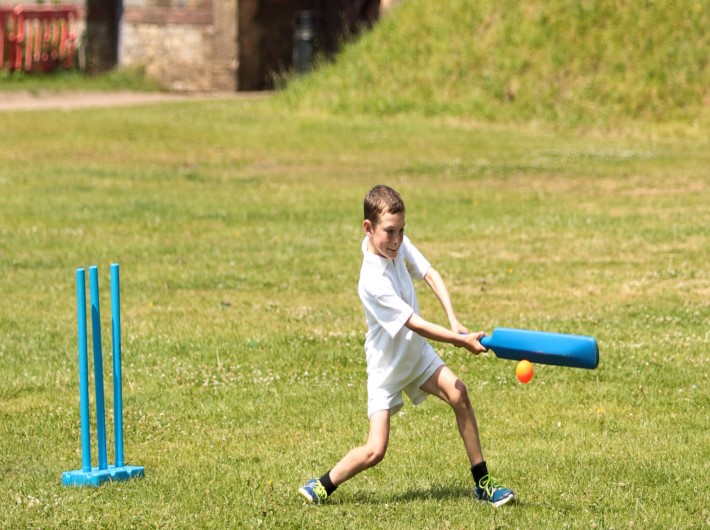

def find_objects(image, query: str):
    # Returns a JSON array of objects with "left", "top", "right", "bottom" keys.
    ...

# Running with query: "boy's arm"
[
  {"left": 405, "top": 313, "right": 487, "bottom": 354},
  {"left": 423, "top": 267, "right": 467, "bottom": 333}
]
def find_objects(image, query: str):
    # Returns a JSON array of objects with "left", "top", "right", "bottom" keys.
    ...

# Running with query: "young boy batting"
[{"left": 298, "top": 185, "right": 514, "bottom": 507}]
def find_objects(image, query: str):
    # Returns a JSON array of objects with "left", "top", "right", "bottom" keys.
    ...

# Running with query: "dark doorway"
[
  {"left": 86, "top": 0, "right": 120, "bottom": 73},
  {"left": 237, "top": 0, "right": 380, "bottom": 91}
]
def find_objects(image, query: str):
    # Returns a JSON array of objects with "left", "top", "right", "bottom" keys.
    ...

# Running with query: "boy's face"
[{"left": 364, "top": 211, "right": 405, "bottom": 259}]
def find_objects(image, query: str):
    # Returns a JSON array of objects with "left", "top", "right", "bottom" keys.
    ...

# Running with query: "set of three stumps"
[{"left": 61, "top": 263, "right": 144, "bottom": 487}]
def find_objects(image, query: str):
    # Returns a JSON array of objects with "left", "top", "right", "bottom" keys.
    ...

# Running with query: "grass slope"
[{"left": 282, "top": 0, "right": 709, "bottom": 128}]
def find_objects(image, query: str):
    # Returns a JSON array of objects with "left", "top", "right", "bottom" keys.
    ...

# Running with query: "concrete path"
[{"left": 0, "top": 90, "right": 268, "bottom": 111}]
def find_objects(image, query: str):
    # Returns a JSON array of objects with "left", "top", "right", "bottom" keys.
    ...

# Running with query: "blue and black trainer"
[
  {"left": 298, "top": 478, "right": 329, "bottom": 505},
  {"left": 474, "top": 475, "right": 515, "bottom": 507}
]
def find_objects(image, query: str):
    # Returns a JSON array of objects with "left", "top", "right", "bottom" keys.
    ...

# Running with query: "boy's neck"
[{"left": 365, "top": 239, "right": 385, "bottom": 256}]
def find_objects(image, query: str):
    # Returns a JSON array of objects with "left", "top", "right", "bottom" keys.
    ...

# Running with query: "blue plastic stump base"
[{"left": 62, "top": 465, "right": 145, "bottom": 487}]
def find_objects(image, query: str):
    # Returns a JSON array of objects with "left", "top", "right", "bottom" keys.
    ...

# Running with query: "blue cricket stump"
[{"left": 62, "top": 263, "right": 145, "bottom": 487}]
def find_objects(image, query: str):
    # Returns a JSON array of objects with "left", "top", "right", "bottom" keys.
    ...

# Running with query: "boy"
[{"left": 298, "top": 185, "right": 514, "bottom": 507}]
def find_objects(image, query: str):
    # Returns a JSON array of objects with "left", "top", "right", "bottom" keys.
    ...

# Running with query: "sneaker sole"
[
  {"left": 477, "top": 492, "right": 515, "bottom": 508},
  {"left": 298, "top": 487, "right": 317, "bottom": 505},
  {"left": 491, "top": 493, "right": 515, "bottom": 508}
]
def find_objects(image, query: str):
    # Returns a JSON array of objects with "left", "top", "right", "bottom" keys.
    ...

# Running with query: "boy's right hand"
[{"left": 461, "top": 331, "right": 488, "bottom": 355}]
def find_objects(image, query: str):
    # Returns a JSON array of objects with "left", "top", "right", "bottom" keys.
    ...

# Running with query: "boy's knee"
[
  {"left": 365, "top": 444, "right": 387, "bottom": 467},
  {"left": 450, "top": 379, "right": 471, "bottom": 409}
]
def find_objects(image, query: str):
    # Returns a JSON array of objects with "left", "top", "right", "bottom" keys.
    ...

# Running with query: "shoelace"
[
  {"left": 312, "top": 481, "right": 328, "bottom": 500},
  {"left": 478, "top": 475, "right": 502, "bottom": 497}
]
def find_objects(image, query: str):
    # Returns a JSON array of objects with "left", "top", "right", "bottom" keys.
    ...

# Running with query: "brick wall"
[
  {"left": 211, "top": 0, "right": 237, "bottom": 91},
  {"left": 121, "top": 0, "right": 236, "bottom": 91}
]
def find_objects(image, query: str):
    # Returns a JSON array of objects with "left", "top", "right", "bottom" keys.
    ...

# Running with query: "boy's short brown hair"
[{"left": 364, "top": 185, "right": 405, "bottom": 226}]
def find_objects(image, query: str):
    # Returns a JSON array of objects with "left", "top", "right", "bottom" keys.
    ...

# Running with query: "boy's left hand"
[
  {"left": 450, "top": 319, "right": 469, "bottom": 335},
  {"left": 461, "top": 331, "right": 488, "bottom": 355}
]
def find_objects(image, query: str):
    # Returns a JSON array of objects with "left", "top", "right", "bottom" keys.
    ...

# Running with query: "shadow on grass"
[{"left": 347, "top": 484, "right": 527, "bottom": 506}]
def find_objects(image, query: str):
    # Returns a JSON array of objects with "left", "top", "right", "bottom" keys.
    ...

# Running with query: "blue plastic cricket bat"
[{"left": 479, "top": 328, "right": 599, "bottom": 369}]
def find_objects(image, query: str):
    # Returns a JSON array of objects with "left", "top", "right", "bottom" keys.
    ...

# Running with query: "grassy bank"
[{"left": 281, "top": 0, "right": 709, "bottom": 130}]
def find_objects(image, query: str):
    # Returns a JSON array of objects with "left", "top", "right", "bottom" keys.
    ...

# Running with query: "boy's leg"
[
  {"left": 299, "top": 410, "right": 390, "bottom": 504},
  {"left": 419, "top": 365, "right": 483, "bottom": 466},
  {"left": 329, "top": 409, "right": 390, "bottom": 485},
  {"left": 420, "top": 365, "right": 515, "bottom": 506}
]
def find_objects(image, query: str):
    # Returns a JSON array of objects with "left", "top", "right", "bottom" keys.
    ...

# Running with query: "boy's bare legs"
[
  {"left": 329, "top": 410, "right": 390, "bottom": 486},
  {"left": 419, "top": 365, "right": 483, "bottom": 466},
  {"left": 299, "top": 372, "right": 513, "bottom": 506}
]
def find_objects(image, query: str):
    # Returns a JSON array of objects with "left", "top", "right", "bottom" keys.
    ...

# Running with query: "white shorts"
[{"left": 367, "top": 354, "right": 446, "bottom": 418}]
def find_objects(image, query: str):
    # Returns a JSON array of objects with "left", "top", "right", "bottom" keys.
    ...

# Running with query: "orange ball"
[{"left": 516, "top": 360, "right": 533, "bottom": 383}]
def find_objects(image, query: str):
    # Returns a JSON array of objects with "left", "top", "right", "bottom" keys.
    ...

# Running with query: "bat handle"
[{"left": 460, "top": 331, "right": 491, "bottom": 348}]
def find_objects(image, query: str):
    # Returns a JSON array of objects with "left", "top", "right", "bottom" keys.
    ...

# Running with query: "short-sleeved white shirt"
[{"left": 358, "top": 235, "right": 440, "bottom": 411}]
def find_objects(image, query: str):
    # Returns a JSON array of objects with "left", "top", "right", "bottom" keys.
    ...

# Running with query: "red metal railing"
[
  {"left": 0, "top": 6, "right": 14, "bottom": 69},
  {"left": 1, "top": 4, "right": 77, "bottom": 72}
]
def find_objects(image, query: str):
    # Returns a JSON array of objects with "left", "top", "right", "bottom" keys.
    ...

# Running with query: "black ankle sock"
[
  {"left": 319, "top": 471, "right": 337, "bottom": 496},
  {"left": 471, "top": 461, "right": 489, "bottom": 485}
]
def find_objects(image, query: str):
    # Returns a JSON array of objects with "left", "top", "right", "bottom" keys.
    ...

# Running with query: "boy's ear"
[{"left": 363, "top": 219, "right": 374, "bottom": 236}]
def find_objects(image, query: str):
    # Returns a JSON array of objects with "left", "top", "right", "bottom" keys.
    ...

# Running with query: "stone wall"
[
  {"left": 122, "top": 0, "right": 311, "bottom": 92},
  {"left": 211, "top": 0, "right": 237, "bottom": 91},
  {"left": 122, "top": 0, "right": 236, "bottom": 92}
]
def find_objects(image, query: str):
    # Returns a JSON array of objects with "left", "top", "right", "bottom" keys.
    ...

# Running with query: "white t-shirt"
[{"left": 358, "top": 235, "right": 436, "bottom": 395}]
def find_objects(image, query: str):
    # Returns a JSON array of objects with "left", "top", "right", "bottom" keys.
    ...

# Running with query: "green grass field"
[{"left": 1, "top": 98, "right": 707, "bottom": 528}]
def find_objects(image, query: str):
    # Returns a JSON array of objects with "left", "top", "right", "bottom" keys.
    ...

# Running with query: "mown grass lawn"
[{"left": 0, "top": 98, "right": 708, "bottom": 529}]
